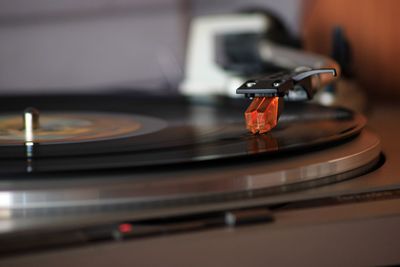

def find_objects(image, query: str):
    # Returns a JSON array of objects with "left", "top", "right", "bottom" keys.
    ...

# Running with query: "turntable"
[
  {"left": 0, "top": 87, "right": 396, "bottom": 263},
  {"left": 1, "top": 14, "right": 400, "bottom": 267}
]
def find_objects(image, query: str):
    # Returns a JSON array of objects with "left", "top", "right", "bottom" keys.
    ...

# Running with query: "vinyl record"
[{"left": 0, "top": 93, "right": 365, "bottom": 173}]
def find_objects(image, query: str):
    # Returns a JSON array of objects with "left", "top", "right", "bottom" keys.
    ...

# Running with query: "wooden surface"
[{"left": 302, "top": 0, "right": 400, "bottom": 99}]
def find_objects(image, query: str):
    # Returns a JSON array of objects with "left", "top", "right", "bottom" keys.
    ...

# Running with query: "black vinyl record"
[{"left": 0, "top": 93, "right": 365, "bottom": 173}]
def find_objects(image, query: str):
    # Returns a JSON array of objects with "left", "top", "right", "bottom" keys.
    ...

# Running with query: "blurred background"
[{"left": 0, "top": 0, "right": 398, "bottom": 101}]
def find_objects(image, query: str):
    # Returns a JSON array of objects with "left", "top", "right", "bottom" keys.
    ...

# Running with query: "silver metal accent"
[
  {"left": 292, "top": 69, "right": 336, "bottom": 82},
  {"left": 23, "top": 107, "right": 39, "bottom": 144},
  {"left": 246, "top": 81, "right": 256, "bottom": 88},
  {"left": 23, "top": 108, "right": 39, "bottom": 172},
  {"left": 224, "top": 212, "right": 236, "bottom": 227},
  {"left": 0, "top": 130, "right": 381, "bottom": 235},
  {"left": 273, "top": 81, "right": 281, "bottom": 87}
]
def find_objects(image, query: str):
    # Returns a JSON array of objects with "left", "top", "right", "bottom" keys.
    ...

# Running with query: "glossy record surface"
[{"left": 0, "top": 93, "right": 365, "bottom": 173}]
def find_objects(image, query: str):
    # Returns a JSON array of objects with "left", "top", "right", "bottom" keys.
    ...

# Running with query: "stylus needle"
[{"left": 244, "top": 97, "right": 279, "bottom": 134}]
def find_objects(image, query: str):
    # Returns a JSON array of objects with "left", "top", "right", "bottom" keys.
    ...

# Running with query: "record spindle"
[{"left": 23, "top": 107, "right": 39, "bottom": 172}]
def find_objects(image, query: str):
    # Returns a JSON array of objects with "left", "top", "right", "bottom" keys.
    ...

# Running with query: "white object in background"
[{"left": 180, "top": 14, "right": 270, "bottom": 97}]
